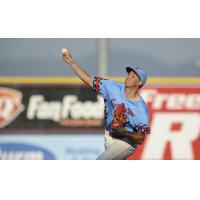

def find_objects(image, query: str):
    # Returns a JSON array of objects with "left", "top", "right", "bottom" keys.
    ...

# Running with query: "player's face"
[{"left": 124, "top": 71, "right": 142, "bottom": 88}]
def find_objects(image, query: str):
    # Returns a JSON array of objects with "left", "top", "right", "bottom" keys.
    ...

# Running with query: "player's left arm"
[{"left": 113, "top": 127, "right": 145, "bottom": 145}]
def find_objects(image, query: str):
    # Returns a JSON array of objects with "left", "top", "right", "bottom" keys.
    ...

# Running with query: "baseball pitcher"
[{"left": 62, "top": 49, "right": 150, "bottom": 160}]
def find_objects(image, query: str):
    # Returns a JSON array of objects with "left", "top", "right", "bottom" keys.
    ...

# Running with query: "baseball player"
[{"left": 62, "top": 49, "right": 150, "bottom": 160}]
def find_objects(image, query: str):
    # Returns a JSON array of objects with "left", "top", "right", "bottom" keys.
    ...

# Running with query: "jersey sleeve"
[
  {"left": 135, "top": 122, "right": 150, "bottom": 135},
  {"left": 92, "top": 76, "right": 113, "bottom": 98}
]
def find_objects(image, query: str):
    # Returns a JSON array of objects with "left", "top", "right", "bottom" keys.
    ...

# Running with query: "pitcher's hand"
[{"left": 61, "top": 48, "right": 75, "bottom": 65}]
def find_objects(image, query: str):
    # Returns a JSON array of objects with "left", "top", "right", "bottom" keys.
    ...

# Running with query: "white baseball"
[{"left": 61, "top": 48, "right": 69, "bottom": 55}]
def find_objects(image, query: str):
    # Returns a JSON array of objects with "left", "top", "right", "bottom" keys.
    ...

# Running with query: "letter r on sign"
[{"left": 142, "top": 113, "right": 200, "bottom": 159}]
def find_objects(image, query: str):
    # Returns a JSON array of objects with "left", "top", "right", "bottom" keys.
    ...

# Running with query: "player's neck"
[{"left": 124, "top": 87, "right": 140, "bottom": 100}]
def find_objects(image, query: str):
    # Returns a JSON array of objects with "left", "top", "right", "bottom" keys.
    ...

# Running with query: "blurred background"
[
  {"left": 1, "top": 38, "right": 200, "bottom": 77},
  {"left": 0, "top": 38, "right": 199, "bottom": 160}
]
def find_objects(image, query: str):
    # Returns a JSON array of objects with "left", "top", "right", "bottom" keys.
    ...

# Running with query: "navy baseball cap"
[{"left": 126, "top": 66, "right": 148, "bottom": 86}]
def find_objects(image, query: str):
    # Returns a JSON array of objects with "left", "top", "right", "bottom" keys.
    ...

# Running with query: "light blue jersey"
[{"left": 93, "top": 77, "right": 150, "bottom": 137}]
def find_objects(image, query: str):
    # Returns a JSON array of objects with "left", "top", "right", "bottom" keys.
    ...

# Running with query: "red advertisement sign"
[{"left": 128, "top": 87, "right": 200, "bottom": 160}]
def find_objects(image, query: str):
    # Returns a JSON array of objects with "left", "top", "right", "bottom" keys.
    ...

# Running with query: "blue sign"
[
  {"left": 0, "top": 134, "right": 104, "bottom": 160},
  {"left": 0, "top": 143, "right": 56, "bottom": 160}
]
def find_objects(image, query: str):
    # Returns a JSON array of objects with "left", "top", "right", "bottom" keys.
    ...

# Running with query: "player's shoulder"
[
  {"left": 109, "top": 80, "right": 124, "bottom": 91},
  {"left": 139, "top": 96, "right": 148, "bottom": 107},
  {"left": 137, "top": 96, "right": 149, "bottom": 115}
]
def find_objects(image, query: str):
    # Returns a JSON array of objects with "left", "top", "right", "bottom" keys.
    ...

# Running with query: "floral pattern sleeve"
[{"left": 92, "top": 76, "right": 109, "bottom": 98}]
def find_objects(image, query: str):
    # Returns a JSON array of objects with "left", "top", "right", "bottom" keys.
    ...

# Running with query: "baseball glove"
[{"left": 111, "top": 103, "right": 127, "bottom": 129}]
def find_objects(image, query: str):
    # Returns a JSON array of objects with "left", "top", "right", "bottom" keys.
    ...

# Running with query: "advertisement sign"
[
  {"left": 0, "top": 85, "right": 104, "bottom": 131},
  {"left": 128, "top": 87, "right": 200, "bottom": 160},
  {"left": 0, "top": 134, "right": 104, "bottom": 160}
]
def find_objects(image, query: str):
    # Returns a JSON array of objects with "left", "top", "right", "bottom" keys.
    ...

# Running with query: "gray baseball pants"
[{"left": 97, "top": 130, "right": 137, "bottom": 160}]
